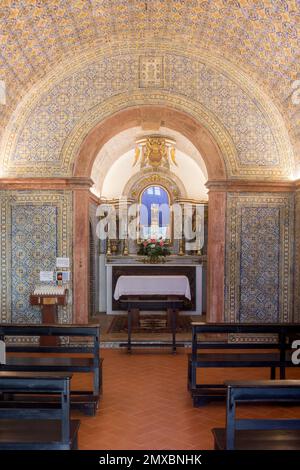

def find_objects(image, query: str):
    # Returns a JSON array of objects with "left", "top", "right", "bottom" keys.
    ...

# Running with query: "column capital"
[
  {"left": 0, "top": 177, "right": 94, "bottom": 190},
  {"left": 206, "top": 179, "right": 294, "bottom": 192}
]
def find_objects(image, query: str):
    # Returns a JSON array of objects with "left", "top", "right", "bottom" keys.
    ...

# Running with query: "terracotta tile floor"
[{"left": 72, "top": 348, "right": 300, "bottom": 450}]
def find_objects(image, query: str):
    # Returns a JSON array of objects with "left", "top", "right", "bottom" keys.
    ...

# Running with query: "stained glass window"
[{"left": 140, "top": 186, "right": 171, "bottom": 239}]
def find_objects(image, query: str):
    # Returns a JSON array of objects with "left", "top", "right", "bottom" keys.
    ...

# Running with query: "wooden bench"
[
  {"left": 188, "top": 323, "right": 299, "bottom": 406},
  {"left": 212, "top": 380, "right": 300, "bottom": 450},
  {"left": 0, "top": 371, "right": 80, "bottom": 450},
  {"left": 0, "top": 324, "right": 102, "bottom": 416}
]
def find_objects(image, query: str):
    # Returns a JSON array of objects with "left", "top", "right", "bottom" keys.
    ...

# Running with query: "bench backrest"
[
  {"left": 225, "top": 380, "right": 300, "bottom": 450},
  {"left": 0, "top": 324, "right": 101, "bottom": 398},
  {"left": 191, "top": 323, "right": 300, "bottom": 356},
  {"left": 0, "top": 372, "right": 72, "bottom": 445},
  {"left": 0, "top": 323, "right": 100, "bottom": 354}
]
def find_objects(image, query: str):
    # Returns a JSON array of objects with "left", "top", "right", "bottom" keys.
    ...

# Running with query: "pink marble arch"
[{"left": 73, "top": 105, "right": 226, "bottom": 323}]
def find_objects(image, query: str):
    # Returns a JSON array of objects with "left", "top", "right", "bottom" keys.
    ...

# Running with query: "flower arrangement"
[{"left": 138, "top": 238, "right": 171, "bottom": 263}]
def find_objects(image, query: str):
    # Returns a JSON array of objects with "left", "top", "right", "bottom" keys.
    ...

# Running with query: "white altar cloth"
[{"left": 114, "top": 275, "right": 191, "bottom": 300}]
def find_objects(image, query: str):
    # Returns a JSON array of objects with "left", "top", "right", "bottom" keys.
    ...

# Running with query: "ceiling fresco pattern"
[{"left": 0, "top": 1, "right": 298, "bottom": 177}]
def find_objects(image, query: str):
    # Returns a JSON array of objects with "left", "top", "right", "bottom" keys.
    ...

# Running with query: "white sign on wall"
[
  {"left": 39, "top": 271, "right": 54, "bottom": 282},
  {"left": 56, "top": 257, "right": 70, "bottom": 268}
]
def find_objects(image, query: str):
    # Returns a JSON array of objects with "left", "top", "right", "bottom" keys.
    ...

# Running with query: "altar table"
[
  {"left": 114, "top": 275, "right": 191, "bottom": 300},
  {"left": 113, "top": 275, "right": 191, "bottom": 352}
]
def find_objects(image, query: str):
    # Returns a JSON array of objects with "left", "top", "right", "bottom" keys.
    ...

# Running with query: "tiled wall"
[
  {"left": 0, "top": 190, "right": 73, "bottom": 324},
  {"left": 0, "top": 189, "right": 296, "bottom": 325},
  {"left": 3, "top": 46, "right": 290, "bottom": 180},
  {"left": 294, "top": 190, "right": 300, "bottom": 323},
  {"left": 225, "top": 193, "right": 294, "bottom": 323}
]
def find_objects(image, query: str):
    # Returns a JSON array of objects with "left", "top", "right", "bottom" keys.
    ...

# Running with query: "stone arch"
[
  {"left": 71, "top": 102, "right": 226, "bottom": 322},
  {"left": 72, "top": 104, "right": 227, "bottom": 182}
]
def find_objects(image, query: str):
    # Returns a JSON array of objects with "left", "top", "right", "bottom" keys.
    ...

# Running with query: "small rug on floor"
[{"left": 107, "top": 315, "right": 192, "bottom": 334}]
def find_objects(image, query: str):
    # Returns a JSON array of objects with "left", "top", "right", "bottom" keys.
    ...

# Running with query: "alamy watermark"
[
  {"left": 0, "top": 340, "right": 5, "bottom": 365},
  {"left": 292, "top": 340, "right": 300, "bottom": 365},
  {"left": 95, "top": 199, "right": 204, "bottom": 250},
  {"left": 0, "top": 80, "right": 6, "bottom": 105}
]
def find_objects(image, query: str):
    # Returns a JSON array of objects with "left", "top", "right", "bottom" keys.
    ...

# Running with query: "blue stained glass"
[{"left": 140, "top": 186, "right": 170, "bottom": 238}]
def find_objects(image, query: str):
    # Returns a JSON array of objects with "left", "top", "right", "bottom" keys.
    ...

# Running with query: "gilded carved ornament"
[{"left": 133, "top": 136, "right": 177, "bottom": 170}]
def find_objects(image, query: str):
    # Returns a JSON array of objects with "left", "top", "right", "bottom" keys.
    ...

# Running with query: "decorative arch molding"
[
  {"left": 123, "top": 169, "right": 187, "bottom": 203},
  {"left": 72, "top": 99, "right": 229, "bottom": 181},
  {"left": 0, "top": 39, "right": 294, "bottom": 180}
]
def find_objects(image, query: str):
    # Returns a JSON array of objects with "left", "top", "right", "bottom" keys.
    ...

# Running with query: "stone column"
[
  {"left": 206, "top": 188, "right": 226, "bottom": 322},
  {"left": 73, "top": 183, "right": 93, "bottom": 323}
]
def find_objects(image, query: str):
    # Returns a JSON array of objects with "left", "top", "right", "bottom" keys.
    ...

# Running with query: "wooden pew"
[
  {"left": 0, "top": 371, "right": 80, "bottom": 450},
  {"left": 188, "top": 323, "right": 299, "bottom": 406},
  {"left": 0, "top": 324, "right": 102, "bottom": 416},
  {"left": 212, "top": 380, "right": 300, "bottom": 450}
]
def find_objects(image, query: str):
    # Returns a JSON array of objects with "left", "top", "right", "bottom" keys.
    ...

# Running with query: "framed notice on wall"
[
  {"left": 39, "top": 271, "right": 54, "bottom": 282},
  {"left": 56, "top": 257, "right": 70, "bottom": 268}
]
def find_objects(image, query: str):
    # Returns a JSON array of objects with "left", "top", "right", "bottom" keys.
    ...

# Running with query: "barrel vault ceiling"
[{"left": 0, "top": 0, "right": 299, "bottom": 172}]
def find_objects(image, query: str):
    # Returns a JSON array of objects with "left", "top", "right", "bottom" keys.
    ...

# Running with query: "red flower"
[{"left": 159, "top": 241, "right": 164, "bottom": 246}]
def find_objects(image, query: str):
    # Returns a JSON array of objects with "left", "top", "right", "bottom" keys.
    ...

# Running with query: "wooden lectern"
[{"left": 30, "top": 287, "right": 68, "bottom": 346}]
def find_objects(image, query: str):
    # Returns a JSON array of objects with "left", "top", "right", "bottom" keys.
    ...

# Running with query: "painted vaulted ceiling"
[{"left": 0, "top": 0, "right": 299, "bottom": 178}]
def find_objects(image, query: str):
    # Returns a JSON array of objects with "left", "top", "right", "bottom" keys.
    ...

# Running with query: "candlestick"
[
  {"left": 123, "top": 238, "right": 129, "bottom": 256},
  {"left": 179, "top": 238, "right": 184, "bottom": 256}
]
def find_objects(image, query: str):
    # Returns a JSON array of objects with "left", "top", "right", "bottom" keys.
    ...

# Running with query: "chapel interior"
[{"left": 1, "top": 0, "right": 300, "bottom": 453}]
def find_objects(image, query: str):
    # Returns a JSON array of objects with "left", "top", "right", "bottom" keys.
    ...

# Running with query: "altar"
[
  {"left": 114, "top": 274, "right": 192, "bottom": 352},
  {"left": 114, "top": 275, "right": 191, "bottom": 300},
  {"left": 93, "top": 140, "right": 208, "bottom": 317},
  {"left": 99, "top": 255, "right": 205, "bottom": 315}
]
